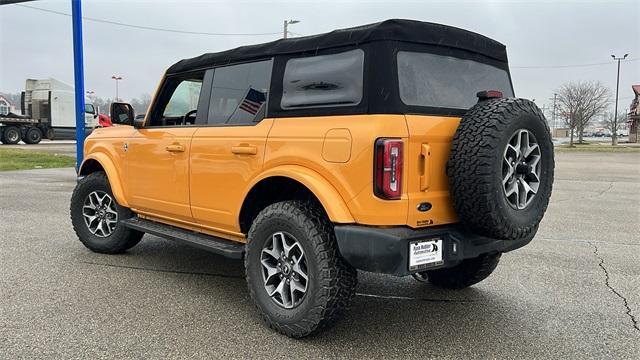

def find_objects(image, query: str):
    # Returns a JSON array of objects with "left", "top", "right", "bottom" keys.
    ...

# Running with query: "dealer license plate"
[{"left": 409, "top": 238, "right": 444, "bottom": 271}]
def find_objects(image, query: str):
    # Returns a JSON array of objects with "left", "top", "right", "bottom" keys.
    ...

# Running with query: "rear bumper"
[{"left": 334, "top": 224, "right": 535, "bottom": 276}]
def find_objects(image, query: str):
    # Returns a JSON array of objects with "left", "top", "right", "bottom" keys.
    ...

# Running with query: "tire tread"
[
  {"left": 447, "top": 98, "right": 554, "bottom": 240},
  {"left": 70, "top": 171, "right": 143, "bottom": 254},
  {"left": 245, "top": 200, "right": 357, "bottom": 338}
]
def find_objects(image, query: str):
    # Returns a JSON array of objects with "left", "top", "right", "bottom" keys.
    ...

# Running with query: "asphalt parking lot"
[{"left": 1, "top": 151, "right": 639, "bottom": 359}]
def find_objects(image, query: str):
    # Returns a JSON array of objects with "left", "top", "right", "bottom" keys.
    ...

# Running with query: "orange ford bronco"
[{"left": 71, "top": 19, "right": 554, "bottom": 338}]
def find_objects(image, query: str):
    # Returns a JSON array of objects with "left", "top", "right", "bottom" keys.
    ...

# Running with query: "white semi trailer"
[{"left": 0, "top": 78, "right": 97, "bottom": 144}]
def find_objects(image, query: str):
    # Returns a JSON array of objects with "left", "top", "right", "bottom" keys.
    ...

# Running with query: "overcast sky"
[{"left": 1, "top": 0, "right": 638, "bottom": 113}]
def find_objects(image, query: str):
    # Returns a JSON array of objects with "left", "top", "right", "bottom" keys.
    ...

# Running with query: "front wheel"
[
  {"left": 70, "top": 171, "right": 143, "bottom": 253},
  {"left": 245, "top": 200, "right": 357, "bottom": 338}
]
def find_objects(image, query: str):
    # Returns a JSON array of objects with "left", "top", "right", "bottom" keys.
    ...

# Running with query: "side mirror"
[{"left": 110, "top": 102, "right": 135, "bottom": 126}]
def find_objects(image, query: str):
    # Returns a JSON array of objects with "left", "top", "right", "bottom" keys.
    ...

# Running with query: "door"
[
  {"left": 126, "top": 74, "right": 206, "bottom": 223},
  {"left": 189, "top": 59, "right": 273, "bottom": 234},
  {"left": 404, "top": 115, "right": 459, "bottom": 228}
]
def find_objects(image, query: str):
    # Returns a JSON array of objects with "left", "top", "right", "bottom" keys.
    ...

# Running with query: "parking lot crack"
[
  {"left": 589, "top": 242, "right": 640, "bottom": 333},
  {"left": 596, "top": 182, "right": 615, "bottom": 197}
]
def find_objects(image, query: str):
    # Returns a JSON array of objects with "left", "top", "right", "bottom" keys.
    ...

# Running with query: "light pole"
[
  {"left": 283, "top": 20, "right": 300, "bottom": 39},
  {"left": 611, "top": 53, "right": 628, "bottom": 146},
  {"left": 111, "top": 75, "right": 122, "bottom": 101},
  {"left": 71, "top": 0, "right": 85, "bottom": 170}
]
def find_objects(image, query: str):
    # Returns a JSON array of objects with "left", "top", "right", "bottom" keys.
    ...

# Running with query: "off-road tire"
[
  {"left": 447, "top": 98, "right": 554, "bottom": 240},
  {"left": 245, "top": 200, "right": 357, "bottom": 338},
  {"left": 23, "top": 127, "right": 42, "bottom": 144},
  {"left": 2, "top": 126, "right": 21, "bottom": 144},
  {"left": 424, "top": 253, "right": 501, "bottom": 289},
  {"left": 70, "top": 171, "right": 143, "bottom": 253}
]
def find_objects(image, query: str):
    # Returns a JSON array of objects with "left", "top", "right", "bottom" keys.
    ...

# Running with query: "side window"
[
  {"left": 149, "top": 73, "right": 204, "bottom": 127},
  {"left": 281, "top": 49, "right": 364, "bottom": 109},
  {"left": 208, "top": 59, "right": 272, "bottom": 125}
]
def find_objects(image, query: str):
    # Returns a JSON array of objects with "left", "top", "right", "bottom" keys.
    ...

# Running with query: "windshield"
[{"left": 397, "top": 51, "right": 514, "bottom": 110}]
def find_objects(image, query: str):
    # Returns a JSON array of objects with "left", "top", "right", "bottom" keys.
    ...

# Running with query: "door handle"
[
  {"left": 166, "top": 144, "right": 185, "bottom": 153},
  {"left": 420, "top": 144, "right": 431, "bottom": 191},
  {"left": 231, "top": 145, "right": 258, "bottom": 155}
]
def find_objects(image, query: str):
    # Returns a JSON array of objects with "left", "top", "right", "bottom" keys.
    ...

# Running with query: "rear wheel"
[
  {"left": 46, "top": 128, "right": 55, "bottom": 140},
  {"left": 245, "top": 200, "right": 357, "bottom": 338},
  {"left": 413, "top": 253, "right": 501, "bottom": 289},
  {"left": 70, "top": 171, "right": 143, "bottom": 253},
  {"left": 23, "top": 127, "right": 42, "bottom": 144},
  {"left": 2, "top": 126, "right": 21, "bottom": 144}
]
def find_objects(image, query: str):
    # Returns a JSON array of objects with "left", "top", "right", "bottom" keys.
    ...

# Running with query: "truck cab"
[{"left": 0, "top": 78, "right": 98, "bottom": 145}]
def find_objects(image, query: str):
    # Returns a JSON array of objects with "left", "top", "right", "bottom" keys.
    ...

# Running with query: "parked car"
[
  {"left": 97, "top": 113, "right": 112, "bottom": 128},
  {"left": 70, "top": 19, "right": 554, "bottom": 338}
]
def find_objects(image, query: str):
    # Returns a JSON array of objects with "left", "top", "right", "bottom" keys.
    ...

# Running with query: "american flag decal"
[{"left": 239, "top": 88, "right": 266, "bottom": 115}]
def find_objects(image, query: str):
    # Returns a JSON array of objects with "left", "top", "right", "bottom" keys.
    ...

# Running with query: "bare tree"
[
  {"left": 129, "top": 94, "right": 152, "bottom": 115},
  {"left": 140, "top": 93, "right": 152, "bottom": 113},
  {"left": 603, "top": 111, "right": 628, "bottom": 145},
  {"left": 556, "top": 81, "right": 611, "bottom": 146}
]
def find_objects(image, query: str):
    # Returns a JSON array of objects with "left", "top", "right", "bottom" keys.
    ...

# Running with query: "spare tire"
[{"left": 447, "top": 98, "right": 554, "bottom": 240}]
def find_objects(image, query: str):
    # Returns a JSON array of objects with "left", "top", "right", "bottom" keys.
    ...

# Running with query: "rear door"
[
  {"left": 397, "top": 50, "right": 515, "bottom": 228},
  {"left": 190, "top": 60, "right": 274, "bottom": 235},
  {"left": 404, "top": 115, "right": 459, "bottom": 228}
]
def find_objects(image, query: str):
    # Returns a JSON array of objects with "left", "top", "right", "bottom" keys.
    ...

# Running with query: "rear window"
[
  {"left": 281, "top": 49, "right": 364, "bottom": 109},
  {"left": 397, "top": 51, "right": 514, "bottom": 109}
]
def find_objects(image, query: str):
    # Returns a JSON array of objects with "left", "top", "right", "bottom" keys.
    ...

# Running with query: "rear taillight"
[{"left": 374, "top": 138, "right": 403, "bottom": 200}]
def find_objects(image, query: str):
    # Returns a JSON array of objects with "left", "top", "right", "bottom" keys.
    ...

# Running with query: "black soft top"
[{"left": 167, "top": 19, "right": 507, "bottom": 74}]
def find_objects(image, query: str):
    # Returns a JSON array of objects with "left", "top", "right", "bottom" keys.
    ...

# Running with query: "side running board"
[{"left": 121, "top": 218, "right": 245, "bottom": 259}]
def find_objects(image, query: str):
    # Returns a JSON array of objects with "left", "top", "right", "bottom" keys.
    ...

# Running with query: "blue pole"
[{"left": 71, "top": 0, "right": 85, "bottom": 171}]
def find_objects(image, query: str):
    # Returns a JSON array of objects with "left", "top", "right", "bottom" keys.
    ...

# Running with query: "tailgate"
[{"left": 404, "top": 115, "right": 460, "bottom": 228}]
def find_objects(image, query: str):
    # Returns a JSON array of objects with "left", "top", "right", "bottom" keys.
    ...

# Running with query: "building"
[
  {"left": 0, "top": 95, "right": 18, "bottom": 116},
  {"left": 629, "top": 85, "right": 640, "bottom": 143},
  {"left": 552, "top": 128, "right": 570, "bottom": 138}
]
